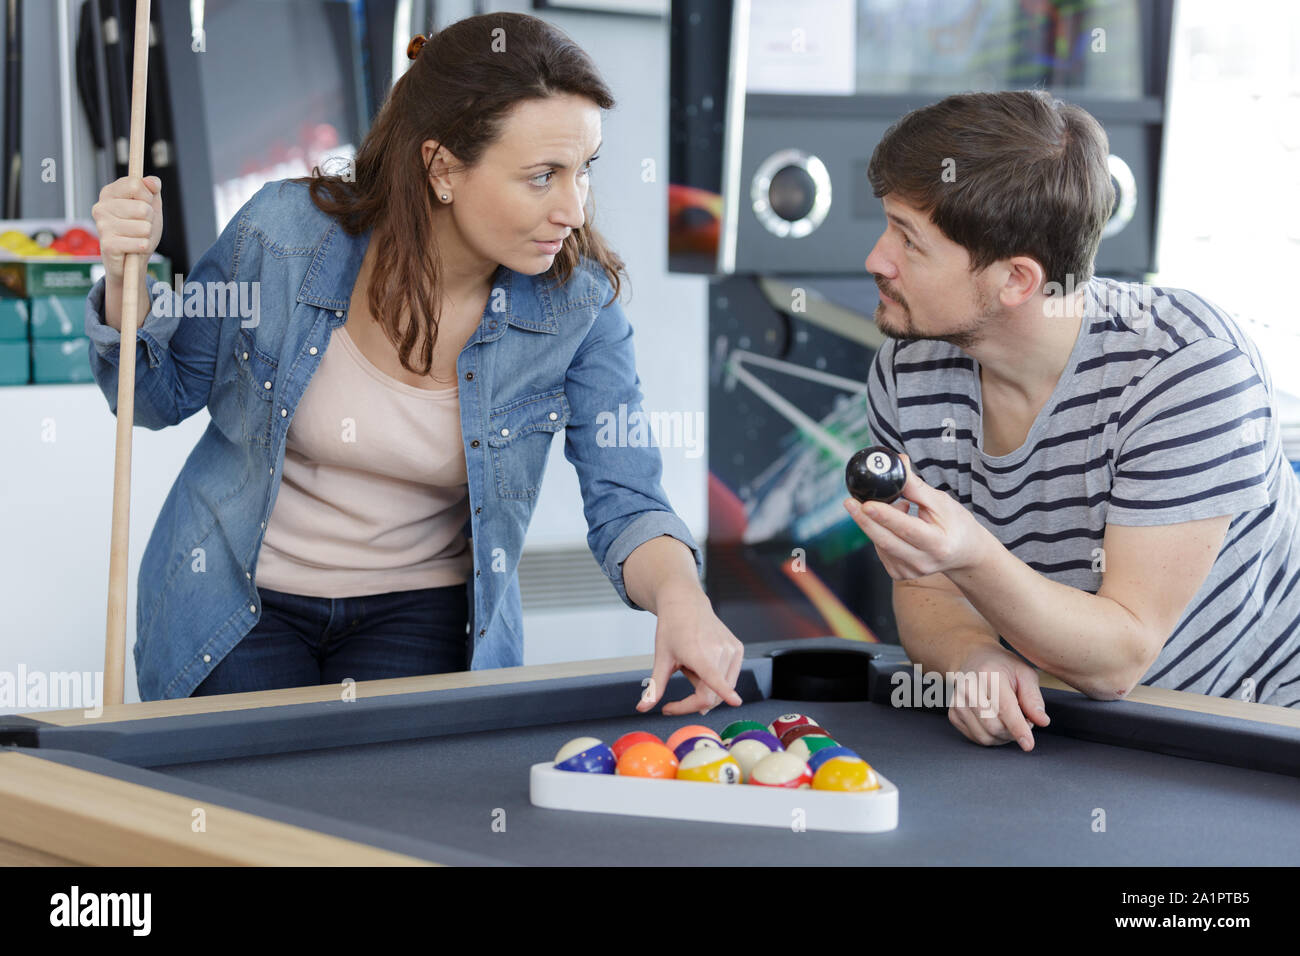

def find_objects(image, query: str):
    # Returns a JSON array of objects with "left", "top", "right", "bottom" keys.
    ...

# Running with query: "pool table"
[{"left": 2, "top": 639, "right": 1299, "bottom": 866}]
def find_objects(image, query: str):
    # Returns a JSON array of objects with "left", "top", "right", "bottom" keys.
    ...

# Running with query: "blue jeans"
[{"left": 191, "top": 584, "right": 470, "bottom": 696}]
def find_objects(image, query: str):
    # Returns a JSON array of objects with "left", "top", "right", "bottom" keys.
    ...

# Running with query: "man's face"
[
  {"left": 434, "top": 93, "right": 603, "bottom": 277},
  {"left": 863, "top": 195, "right": 998, "bottom": 350}
]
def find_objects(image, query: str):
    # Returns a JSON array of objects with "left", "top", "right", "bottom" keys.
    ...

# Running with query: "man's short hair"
[{"left": 867, "top": 89, "right": 1115, "bottom": 290}]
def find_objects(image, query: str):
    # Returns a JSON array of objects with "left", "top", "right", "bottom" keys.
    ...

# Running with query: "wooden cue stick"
[{"left": 103, "top": 0, "right": 153, "bottom": 706}]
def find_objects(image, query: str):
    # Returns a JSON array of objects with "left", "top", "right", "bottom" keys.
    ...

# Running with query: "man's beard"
[{"left": 874, "top": 284, "right": 995, "bottom": 351}]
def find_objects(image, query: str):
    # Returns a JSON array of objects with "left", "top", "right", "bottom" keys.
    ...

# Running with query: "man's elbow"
[{"left": 1072, "top": 627, "right": 1163, "bottom": 701}]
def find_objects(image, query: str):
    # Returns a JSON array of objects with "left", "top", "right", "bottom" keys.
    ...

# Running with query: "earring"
[{"left": 441, "top": 194, "right": 449, "bottom": 201}]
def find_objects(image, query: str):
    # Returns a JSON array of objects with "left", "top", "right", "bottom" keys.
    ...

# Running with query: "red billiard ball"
[
  {"left": 747, "top": 752, "right": 813, "bottom": 788},
  {"left": 769, "top": 714, "right": 819, "bottom": 739},
  {"left": 780, "top": 724, "right": 833, "bottom": 748}
]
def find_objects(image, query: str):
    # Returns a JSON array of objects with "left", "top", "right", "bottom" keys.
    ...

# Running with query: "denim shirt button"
[
  {"left": 335, "top": 310, "right": 344, "bottom": 317},
  {"left": 249, "top": 604, "right": 256, "bottom": 613},
  {"left": 203, "top": 654, "right": 211, "bottom": 663},
  {"left": 465, "top": 371, "right": 474, "bottom": 381},
  {"left": 280, "top": 408, "right": 287, "bottom": 417},
  {"left": 475, "top": 506, "right": 482, "bottom": 514},
  {"left": 245, "top": 571, "right": 251, "bottom": 579},
  {"left": 471, "top": 439, "right": 480, "bottom": 448},
  {"left": 549, "top": 412, "right": 558, "bottom": 421},
  {"left": 309, "top": 347, "right": 318, "bottom": 355},
  {"left": 242, "top": 351, "right": 249, "bottom": 360},
  {"left": 479, "top": 628, "right": 486, "bottom": 636},
  {"left": 475, "top": 570, "right": 481, "bottom": 577},
  {"left": 500, "top": 428, "right": 510, "bottom": 437},
  {"left": 263, "top": 380, "right": 272, "bottom": 390}
]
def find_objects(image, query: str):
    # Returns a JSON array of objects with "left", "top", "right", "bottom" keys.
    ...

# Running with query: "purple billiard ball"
[
  {"left": 726, "top": 730, "right": 783, "bottom": 752},
  {"left": 672, "top": 735, "right": 725, "bottom": 762}
]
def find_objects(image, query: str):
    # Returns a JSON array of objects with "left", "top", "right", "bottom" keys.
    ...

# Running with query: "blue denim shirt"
[{"left": 84, "top": 179, "right": 701, "bottom": 701}]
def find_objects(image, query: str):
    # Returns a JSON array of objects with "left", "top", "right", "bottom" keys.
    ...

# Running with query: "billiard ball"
[
  {"left": 808, "top": 746, "right": 860, "bottom": 773},
  {"left": 726, "top": 739, "right": 775, "bottom": 781},
  {"left": 612, "top": 731, "right": 661, "bottom": 760},
  {"left": 672, "top": 735, "right": 725, "bottom": 762},
  {"left": 747, "top": 751, "right": 814, "bottom": 789},
  {"left": 787, "top": 735, "right": 839, "bottom": 762},
  {"left": 846, "top": 446, "right": 907, "bottom": 504},
  {"left": 779, "top": 724, "right": 833, "bottom": 748},
  {"left": 726, "top": 729, "right": 782, "bottom": 752},
  {"left": 616, "top": 741, "right": 679, "bottom": 778},
  {"left": 676, "top": 747, "right": 742, "bottom": 784},
  {"left": 554, "top": 736, "right": 603, "bottom": 764},
  {"left": 553, "top": 738, "right": 616, "bottom": 774},
  {"left": 665, "top": 724, "right": 721, "bottom": 753},
  {"left": 812, "top": 756, "right": 880, "bottom": 792},
  {"left": 768, "top": 714, "right": 818, "bottom": 738},
  {"left": 720, "top": 720, "right": 768, "bottom": 744}
]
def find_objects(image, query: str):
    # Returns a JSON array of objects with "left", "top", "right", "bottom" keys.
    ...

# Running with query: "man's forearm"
[
  {"left": 946, "top": 526, "right": 1150, "bottom": 698},
  {"left": 893, "top": 580, "right": 1003, "bottom": 675}
]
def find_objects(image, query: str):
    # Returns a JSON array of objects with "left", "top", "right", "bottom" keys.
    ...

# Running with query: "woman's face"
[{"left": 425, "top": 93, "right": 603, "bottom": 283}]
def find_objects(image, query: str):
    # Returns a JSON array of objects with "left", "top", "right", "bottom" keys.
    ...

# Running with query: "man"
[{"left": 843, "top": 90, "right": 1300, "bottom": 751}]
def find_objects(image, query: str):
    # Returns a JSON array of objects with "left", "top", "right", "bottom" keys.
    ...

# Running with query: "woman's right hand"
[{"left": 92, "top": 175, "right": 163, "bottom": 285}]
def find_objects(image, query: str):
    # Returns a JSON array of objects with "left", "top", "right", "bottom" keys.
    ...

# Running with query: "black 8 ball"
[{"left": 846, "top": 445, "right": 907, "bottom": 503}]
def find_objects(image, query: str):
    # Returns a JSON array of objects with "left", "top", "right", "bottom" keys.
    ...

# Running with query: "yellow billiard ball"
[
  {"left": 812, "top": 756, "right": 880, "bottom": 792},
  {"left": 676, "top": 746, "right": 742, "bottom": 784}
]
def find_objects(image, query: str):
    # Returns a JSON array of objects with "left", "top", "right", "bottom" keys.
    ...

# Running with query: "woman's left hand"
[
  {"left": 841, "top": 453, "right": 991, "bottom": 580},
  {"left": 638, "top": 590, "right": 744, "bottom": 716}
]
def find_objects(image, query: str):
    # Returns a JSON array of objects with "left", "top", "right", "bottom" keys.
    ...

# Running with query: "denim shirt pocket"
[
  {"left": 234, "top": 328, "right": 279, "bottom": 448},
  {"left": 487, "top": 389, "right": 571, "bottom": 499}
]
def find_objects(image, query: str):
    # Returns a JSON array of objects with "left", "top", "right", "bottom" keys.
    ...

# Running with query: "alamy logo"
[
  {"left": 151, "top": 274, "right": 261, "bottom": 328},
  {"left": 49, "top": 886, "right": 151, "bottom": 936},
  {"left": 594, "top": 403, "right": 704, "bottom": 459}
]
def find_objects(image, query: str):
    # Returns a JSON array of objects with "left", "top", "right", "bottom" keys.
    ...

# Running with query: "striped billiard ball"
[
  {"left": 747, "top": 751, "right": 813, "bottom": 789},
  {"left": 665, "top": 724, "right": 722, "bottom": 753},
  {"left": 553, "top": 737, "right": 616, "bottom": 774},
  {"left": 787, "top": 734, "right": 839, "bottom": 762},
  {"left": 720, "top": 720, "right": 768, "bottom": 745},
  {"left": 769, "top": 714, "right": 819, "bottom": 738},
  {"left": 672, "top": 735, "right": 725, "bottom": 762},
  {"left": 676, "top": 746, "right": 742, "bottom": 784},
  {"left": 780, "top": 724, "right": 833, "bottom": 748}
]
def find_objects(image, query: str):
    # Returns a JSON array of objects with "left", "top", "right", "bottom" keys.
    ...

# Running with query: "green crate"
[
  {"left": 32, "top": 337, "right": 93, "bottom": 384},
  {"left": 0, "top": 340, "right": 28, "bottom": 384},
  {"left": 29, "top": 295, "right": 89, "bottom": 339},
  {"left": 0, "top": 297, "right": 28, "bottom": 341}
]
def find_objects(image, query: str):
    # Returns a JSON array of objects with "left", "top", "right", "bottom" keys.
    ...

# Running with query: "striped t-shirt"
[{"left": 866, "top": 275, "right": 1300, "bottom": 707}]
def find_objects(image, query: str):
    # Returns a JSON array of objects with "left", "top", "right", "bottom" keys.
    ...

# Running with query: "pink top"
[{"left": 253, "top": 325, "right": 472, "bottom": 598}]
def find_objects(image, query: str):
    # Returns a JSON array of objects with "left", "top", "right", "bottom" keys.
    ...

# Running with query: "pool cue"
[
  {"left": 3, "top": 0, "right": 21, "bottom": 218},
  {"left": 104, "top": 0, "right": 152, "bottom": 706}
]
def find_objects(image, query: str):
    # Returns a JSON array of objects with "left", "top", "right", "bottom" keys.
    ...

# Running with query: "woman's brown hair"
[
  {"left": 291, "top": 12, "right": 627, "bottom": 377},
  {"left": 867, "top": 89, "right": 1114, "bottom": 291}
]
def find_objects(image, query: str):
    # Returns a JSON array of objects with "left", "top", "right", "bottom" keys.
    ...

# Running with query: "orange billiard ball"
[
  {"left": 612, "top": 731, "right": 662, "bottom": 760},
  {"left": 616, "top": 741, "right": 679, "bottom": 779}
]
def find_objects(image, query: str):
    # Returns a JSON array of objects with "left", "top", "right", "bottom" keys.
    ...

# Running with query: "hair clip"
[{"left": 407, "top": 34, "right": 428, "bottom": 60}]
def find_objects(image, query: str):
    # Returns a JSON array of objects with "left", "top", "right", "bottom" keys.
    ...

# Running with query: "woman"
[{"left": 85, "top": 12, "right": 742, "bottom": 714}]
